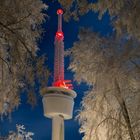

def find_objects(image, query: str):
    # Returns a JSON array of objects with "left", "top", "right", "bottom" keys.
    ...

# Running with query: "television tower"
[{"left": 41, "top": 9, "right": 77, "bottom": 140}]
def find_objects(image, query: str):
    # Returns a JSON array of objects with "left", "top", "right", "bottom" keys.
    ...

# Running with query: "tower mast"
[
  {"left": 53, "top": 9, "right": 72, "bottom": 89},
  {"left": 54, "top": 9, "right": 64, "bottom": 85}
]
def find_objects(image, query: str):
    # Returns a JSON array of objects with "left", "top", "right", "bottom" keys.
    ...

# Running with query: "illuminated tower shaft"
[{"left": 54, "top": 9, "right": 64, "bottom": 83}]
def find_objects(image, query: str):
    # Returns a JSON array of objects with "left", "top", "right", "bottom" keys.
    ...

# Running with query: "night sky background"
[{"left": 0, "top": 1, "right": 113, "bottom": 140}]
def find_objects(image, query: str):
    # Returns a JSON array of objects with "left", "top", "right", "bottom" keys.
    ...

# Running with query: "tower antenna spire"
[
  {"left": 57, "top": 9, "right": 63, "bottom": 31},
  {"left": 53, "top": 9, "right": 72, "bottom": 89}
]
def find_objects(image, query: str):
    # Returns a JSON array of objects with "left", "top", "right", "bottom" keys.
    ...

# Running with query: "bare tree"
[
  {"left": 68, "top": 28, "right": 140, "bottom": 140},
  {"left": 0, "top": 0, "right": 49, "bottom": 117}
]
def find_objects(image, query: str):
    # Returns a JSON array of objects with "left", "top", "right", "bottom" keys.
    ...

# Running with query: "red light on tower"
[
  {"left": 56, "top": 31, "right": 64, "bottom": 40},
  {"left": 57, "top": 9, "right": 63, "bottom": 15}
]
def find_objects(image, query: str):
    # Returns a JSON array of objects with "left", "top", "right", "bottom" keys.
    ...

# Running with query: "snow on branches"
[
  {"left": 59, "top": 0, "right": 140, "bottom": 40},
  {"left": 0, "top": 124, "right": 34, "bottom": 140},
  {"left": 0, "top": 0, "right": 49, "bottom": 117},
  {"left": 69, "top": 28, "right": 140, "bottom": 140}
]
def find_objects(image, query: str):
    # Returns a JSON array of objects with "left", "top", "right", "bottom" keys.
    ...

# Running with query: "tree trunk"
[{"left": 114, "top": 79, "right": 135, "bottom": 140}]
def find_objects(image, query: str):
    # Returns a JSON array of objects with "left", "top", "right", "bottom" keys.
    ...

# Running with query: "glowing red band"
[
  {"left": 56, "top": 31, "right": 64, "bottom": 40},
  {"left": 57, "top": 9, "right": 63, "bottom": 15}
]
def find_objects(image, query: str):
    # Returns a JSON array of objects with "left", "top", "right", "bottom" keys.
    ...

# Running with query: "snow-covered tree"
[
  {"left": 0, "top": 124, "right": 34, "bottom": 140},
  {"left": 90, "top": 0, "right": 140, "bottom": 40},
  {"left": 0, "top": 0, "right": 49, "bottom": 117},
  {"left": 58, "top": 0, "right": 92, "bottom": 21},
  {"left": 68, "top": 28, "right": 140, "bottom": 140},
  {"left": 59, "top": 0, "right": 140, "bottom": 40}
]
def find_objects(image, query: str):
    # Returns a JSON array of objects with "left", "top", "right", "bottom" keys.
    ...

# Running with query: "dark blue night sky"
[{"left": 1, "top": 1, "right": 113, "bottom": 140}]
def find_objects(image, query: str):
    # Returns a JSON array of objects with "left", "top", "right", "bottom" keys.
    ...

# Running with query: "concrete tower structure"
[{"left": 42, "top": 9, "right": 77, "bottom": 140}]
